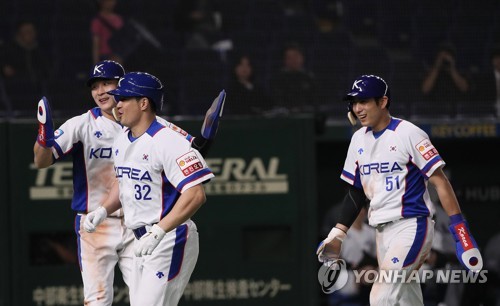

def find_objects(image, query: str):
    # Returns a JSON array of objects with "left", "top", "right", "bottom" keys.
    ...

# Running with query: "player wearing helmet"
[
  {"left": 33, "top": 62, "right": 224, "bottom": 305},
  {"left": 317, "top": 75, "right": 483, "bottom": 305},
  {"left": 83, "top": 72, "right": 214, "bottom": 306}
]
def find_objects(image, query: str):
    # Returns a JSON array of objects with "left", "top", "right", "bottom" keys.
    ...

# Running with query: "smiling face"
[
  {"left": 351, "top": 96, "right": 390, "bottom": 132},
  {"left": 90, "top": 79, "right": 119, "bottom": 118}
]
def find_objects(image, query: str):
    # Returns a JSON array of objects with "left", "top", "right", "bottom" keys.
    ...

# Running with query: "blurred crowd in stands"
[{"left": 0, "top": 0, "right": 499, "bottom": 121}]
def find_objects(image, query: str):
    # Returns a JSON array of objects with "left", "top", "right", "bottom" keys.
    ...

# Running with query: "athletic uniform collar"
[
  {"left": 146, "top": 119, "right": 165, "bottom": 137},
  {"left": 90, "top": 107, "right": 102, "bottom": 119},
  {"left": 127, "top": 119, "right": 165, "bottom": 142},
  {"left": 367, "top": 117, "right": 402, "bottom": 139}
]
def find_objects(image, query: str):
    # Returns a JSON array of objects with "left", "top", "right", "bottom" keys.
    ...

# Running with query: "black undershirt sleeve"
[
  {"left": 192, "top": 136, "right": 213, "bottom": 157},
  {"left": 336, "top": 184, "right": 367, "bottom": 228}
]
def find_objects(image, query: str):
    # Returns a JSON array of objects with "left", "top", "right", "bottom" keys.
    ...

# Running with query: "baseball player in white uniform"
[
  {"left": 82, "top": 72, "right": 214, "bottom": 306},
  {"left": 33, "top": 61, "right": 224, "bottom": 305},
  {"left": 316, "top": 75, "right": 483, "bottom": 305}
]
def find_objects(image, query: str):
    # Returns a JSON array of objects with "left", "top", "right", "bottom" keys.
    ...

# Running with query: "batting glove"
[
  {"left": 36, "top": 96, "right": 55, "bottom": 148},
  {"left": 449, "top": 213, "right": 483, "bottom": 272},
  {"left": 83, "top": 206, "right": 108, "bottom": 233},
  {"left": 134, "top": 224, "right": 166, "bottom": 257},
  {"left": 201, "top": 90, "right": 225, "bottom": 140},
  {"left": 316, "top": 227, "right": 347, "bottom": 263}
]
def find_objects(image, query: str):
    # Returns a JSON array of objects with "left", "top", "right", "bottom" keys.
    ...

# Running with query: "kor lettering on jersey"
[
  {"left": 115, "top": 166, "right": 153, "bottom": 182},
  {"left": 359, "top": 162, "right": 403, "bottom": 176},
  {"left": 205, "top": 157, "right": 288, "bottom": 195},
  {"left": 89, "top": 147, "right": 113, "bottom": 159}
]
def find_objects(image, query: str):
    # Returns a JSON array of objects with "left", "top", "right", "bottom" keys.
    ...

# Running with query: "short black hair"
[
  {"left": 437, "top": 41, "right": 457, "bottom": 57},
  {"left": 282, "top": 42, "right": 304, "bottom": 56}
]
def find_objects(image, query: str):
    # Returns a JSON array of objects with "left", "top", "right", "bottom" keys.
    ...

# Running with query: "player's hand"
[
  {"left": 134, "top": 224, "right": 166, "bottom": 257},
  {"left": 83, "top": 206, "right": 108, "bottom": 233},
  {"left": 36, "top": 96, "right": 55, "bottom": 148},
  {"left": 448, "top": 214, "right": 483, "bottom": 272},
  {"left": 201, "top": 90, "right": 225, "bottom": 140},
  {"left": 316, "top": 227, "right": 346, "bottom": 264}
]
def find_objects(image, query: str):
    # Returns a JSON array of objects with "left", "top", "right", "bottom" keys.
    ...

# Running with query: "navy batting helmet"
[
  {"left": 107, "top": 72, "right": 164, "bottom": 110},
  {"left": 86, "top": 60, "right": 125, "bottom": 87},
  {"left": 343, "top": 74, "right": 390, "bottom": 101}
]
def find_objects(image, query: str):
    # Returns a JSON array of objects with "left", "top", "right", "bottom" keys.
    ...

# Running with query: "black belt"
[
  {"left": 133, "top": 223, "right": 157, "bottom": 240},
  {"left": 376, "top": 216, "right": 426, "bottom": 230},
  {"left": 133, "top": 226, "right": 148, "bottom": 240},
  {"left": 376, "top": 219, "right": 399, "bottom": 230}
]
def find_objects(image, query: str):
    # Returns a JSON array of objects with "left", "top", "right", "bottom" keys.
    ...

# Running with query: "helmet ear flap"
[
  {"left": 347, "top": 102, "right": 357, "bottom": 126},
  {"left": 347, "top": 111, "right": 357, "bottom": 126}
]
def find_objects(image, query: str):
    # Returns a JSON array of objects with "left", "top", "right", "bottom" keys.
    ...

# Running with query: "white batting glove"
[
  {"left": 83, "top": 206, "right": 107, "bottom": 233},
  {"left": 316, "top": 227, "right": 347, "bottom": 263},
  {"left": 134, "top": 224, "right": 166, "bottom": 257}
]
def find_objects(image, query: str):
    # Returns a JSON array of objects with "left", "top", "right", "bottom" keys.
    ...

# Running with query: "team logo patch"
[
  {"left": 54, "top": 129, "right": 64, "bottom": 139},
  {"left": 176, "top": 151, "right": 203, "bottom": 176},
  {"left": 415, "top": 139, "right": 439, "bottom": 161},
  {"left": 170, "top": 124, "right": 188, "bottom": 136}
]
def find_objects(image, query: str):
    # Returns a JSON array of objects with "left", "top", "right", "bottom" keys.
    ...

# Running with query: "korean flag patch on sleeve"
[{"left": 176, "top": 151, "right": 204, "bottom": 176}]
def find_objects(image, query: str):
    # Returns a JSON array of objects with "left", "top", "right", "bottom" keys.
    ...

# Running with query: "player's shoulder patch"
[
  {"left": 176, "top": 150, "right": 204, "bottom": 176},
  {"left": 168, "top": 123, "right": 189, "bottom": 137},
  {"left": 415, "top": 138, "right": 439, "bottom": 160},
  {"left": 54, "top": 129, "right": 64, "bottom": 139}
]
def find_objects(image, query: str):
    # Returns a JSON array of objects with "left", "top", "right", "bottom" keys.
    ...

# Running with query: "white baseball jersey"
[
  {"left": 52, "top": 107, "right": 193, "bottom": 216},
  {"left": 52, "top": 107, "right": 195, "bottom": 305},
  {"left": 340, "top": 117, "right": 444, "bottom": 226},
  {"left": 112, "top": 119, "right": 214, "bottom": 230}
]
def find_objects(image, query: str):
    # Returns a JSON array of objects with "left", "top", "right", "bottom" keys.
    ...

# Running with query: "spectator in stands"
[
  {"left": 226, "top": 53, "right": 267, "bottom": 115},
  {"left": 173, "top": 0, "right": 223, "bottom": 50},
  {"left": 311, "top": 0, "right": 342, "bottom": 33},
  {"left": 470, "top": 46, "right": 500, "bottom": 118},
  {"left": 420, "top": 41, "right": 470, "bottom": 117},
  {"left": 269, "top": 42, "right": 316, "bottom": 115},
  {"left": 0, "top": 20, "right": 49, "bottom": 111},
  {"left": 90, "top": 0, "right": 124, "bottom": 64}
]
